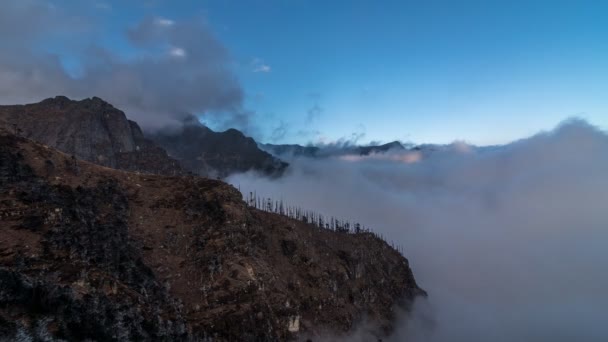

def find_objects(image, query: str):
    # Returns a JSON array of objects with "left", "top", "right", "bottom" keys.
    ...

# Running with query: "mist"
[{"left": 228, "top": 119, "right": 608, "bottom": 341}]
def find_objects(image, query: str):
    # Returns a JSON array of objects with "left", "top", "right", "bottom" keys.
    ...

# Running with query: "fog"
[{"left": 228, "top": 119, "right": 608, "bottom": 341}]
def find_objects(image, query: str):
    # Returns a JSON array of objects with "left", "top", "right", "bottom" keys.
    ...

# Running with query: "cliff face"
[
  {"left": 0, "top": 96, "right": 182, "bottom": 176},
  {"left": 0, "top": 128, "right": 425, "bottom": 341},
  {"left": 150, "top": 121, "right": 288, "bottom": 178}
]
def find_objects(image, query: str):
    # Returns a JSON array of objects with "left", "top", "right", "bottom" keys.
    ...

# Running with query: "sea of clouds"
[{"left": 229, "top": 119, "right": 608, "bottom": 341}]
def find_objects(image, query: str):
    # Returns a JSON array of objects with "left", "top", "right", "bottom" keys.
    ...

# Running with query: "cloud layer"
[
  {"left": 0, "top": 1, "right": 248, "bottom": 132},
  {"left": 229, "top": 119, "right": 608, "bottom": 341}
]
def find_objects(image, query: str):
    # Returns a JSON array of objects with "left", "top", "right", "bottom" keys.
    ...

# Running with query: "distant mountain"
[
  {"left": 0, "top": 96, "right": 182, "bottom": 176},
  {"left": 150, "top": 120, "right": 288, "bottom": 178},
  {"left": 259, "top": 143, "right": 321, "bottom": 158},
  {"left": 261, "top": 140, "right": 406, "bottom": 158},
  {"left": 357, "top": 141, "right": 405, "bottom": 155}
]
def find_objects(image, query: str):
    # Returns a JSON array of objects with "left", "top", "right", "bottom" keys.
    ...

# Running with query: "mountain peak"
[
  {"left": 150, "top": 124, "right": 287, "bottom": 178},
  {"left": 0, "top": 97, "right": 182, "bottom": 175},
  {"left": 38, "top": 95, "right": 115, "bottom": 110}
]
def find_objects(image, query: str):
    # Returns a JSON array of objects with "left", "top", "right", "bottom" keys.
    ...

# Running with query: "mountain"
[
  {"left": 0, "top": 96, "right": 182, "bottom": 176},
  {"left": 150, "top": 120, "right": 288, "bottom": 178},
  {"left": 357, "top": 141, "right": 405, "bottom": 155},
  {"left": 0, "top": 127, "right": 425, "bottom": 340},
  {"left": 0, "top": 96, "right": 288, "bottom": 179},
  {"left": 261, "top": 141, "right": 406, "bottom": 159},
  {"left": 259, "top": 143, "right": 321, "bottom": 158}
]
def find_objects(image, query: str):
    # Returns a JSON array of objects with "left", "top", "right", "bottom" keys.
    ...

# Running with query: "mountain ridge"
[
  {"left": 260, "top": 140, "right": 407, "bottom": 159},
  {"left": 0, "top": 96, "right": 183, "bottom": 176},
  {"left": 0, "top": 126, "right": 425, "bottom": 340},
  {"left": 0, "top": 96, "right": 287, "bottom": 178},
  {"left": 149, "top": 119, "right": 288, "bottom": 178}
]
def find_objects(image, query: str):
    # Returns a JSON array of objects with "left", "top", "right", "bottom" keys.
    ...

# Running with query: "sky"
[{"left": 1, "top": 0, "right": 607, "bottom": 145}]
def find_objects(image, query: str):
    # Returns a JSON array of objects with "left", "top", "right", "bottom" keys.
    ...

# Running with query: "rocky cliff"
[
  {"left": 0, "top": 96, "right": 182, "bottom": 176},
  {"left": 0, "top": 128, "right": 425, "bottom": 341}
]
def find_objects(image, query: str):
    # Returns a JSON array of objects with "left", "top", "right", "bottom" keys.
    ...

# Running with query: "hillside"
[
  {"left": 150, "top": 120, "right": 288, "bottom": 178},
  {"left": 0, "top": 128, "right": 425, "bottom": 341}
]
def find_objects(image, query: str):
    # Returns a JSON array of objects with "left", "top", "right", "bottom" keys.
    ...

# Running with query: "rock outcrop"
[
  {"left": 0, "top": 128, "right": 425, "bottom": 341},
  {"left": 0, "top": 96, "right": 182, "bottom": 176}
]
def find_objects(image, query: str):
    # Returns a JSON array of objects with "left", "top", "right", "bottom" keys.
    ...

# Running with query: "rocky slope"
[
  {"left": 0, "top": 96, "right": 182, "bottom": 176},
  {"left": 150, "top": 120, "right": 288, "bottom": 178},
  {"left": 0, "top": 96, "right": 288, "bottom": 179},
  {"left": 0, "top": 128, "right": 425, "bottom": 341}
]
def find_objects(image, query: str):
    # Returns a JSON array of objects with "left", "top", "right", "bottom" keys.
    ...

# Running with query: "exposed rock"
[
  {"left": 0, "top": 96, "right": 182, "bottom": 176},
  {"left": 0, "top": 128, "right": 425, "bottom": 341}
]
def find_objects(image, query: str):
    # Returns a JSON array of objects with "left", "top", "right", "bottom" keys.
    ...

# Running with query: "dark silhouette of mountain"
[
  {"left": 261, "top": 141, "right": 406, "bottom": 158},
  {"left": 150, "top": 119, "right": 288, "bottom": 178},
  {"left": 0, "top": 127, "right": 425, "bottom": 340},
  {"left": 357, "top": 141, "right": 405, "bottom": 155},
  {"left": 259, "top": 143, "right": 321, "bottom": 158},
  {"left": 0, "top": 96, "right": 182, "bottom": 176}
]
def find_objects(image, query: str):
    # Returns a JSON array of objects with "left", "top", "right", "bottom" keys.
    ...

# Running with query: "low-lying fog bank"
[{"left": 228, "top": 119, "right": 608, "bottom": 341}]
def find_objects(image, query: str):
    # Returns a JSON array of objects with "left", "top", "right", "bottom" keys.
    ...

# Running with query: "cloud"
[
  {"left": 0, "top": 3, "right": 254, "bottom": 134},
  {"left": 228, "top": 119, "right": 608, "bottom": 341},
  {"left": 0, "top": 1, "right": 84, "bottom": 44},
  {"left": 169, "top": 46, "right": 187, "bottom": 58},
  {"left": 270, "top": 120, "right": 288, "bottom": 142},
  {"left": 296, "top": 128, "right": 322, "bottom": 139},
  {"left": 306, "top": 103, "right": 323, "bottom": 123},
  {"left": 155, "top": 17, "right": 175, "bottom": 27},
  {"left": 251, "top": 58, "right": 271, "bottom": 73},
  {"left": 314, "top": 128, "right": 366, "bottom": 149},
  {"left": 305, "top": 91, "right": 323, "bottom": 123}
]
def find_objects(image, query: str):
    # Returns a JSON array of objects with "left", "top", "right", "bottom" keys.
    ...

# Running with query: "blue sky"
[{"left": 16, "top": 1, "right": 608, "bottom": 145}]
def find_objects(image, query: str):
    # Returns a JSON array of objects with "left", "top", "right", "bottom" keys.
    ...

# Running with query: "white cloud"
[
  {"left": 251, "top": 58, "right": 271, "bottom": 73},
  {"left": 169, "top": 46, "right": 186, "bottom": 58},
  {"left": 254, "top": 64, "right": 271, "bottom": 73},
  {"left": 155, "top": 17, "right": 175, "bottom": 27}
]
